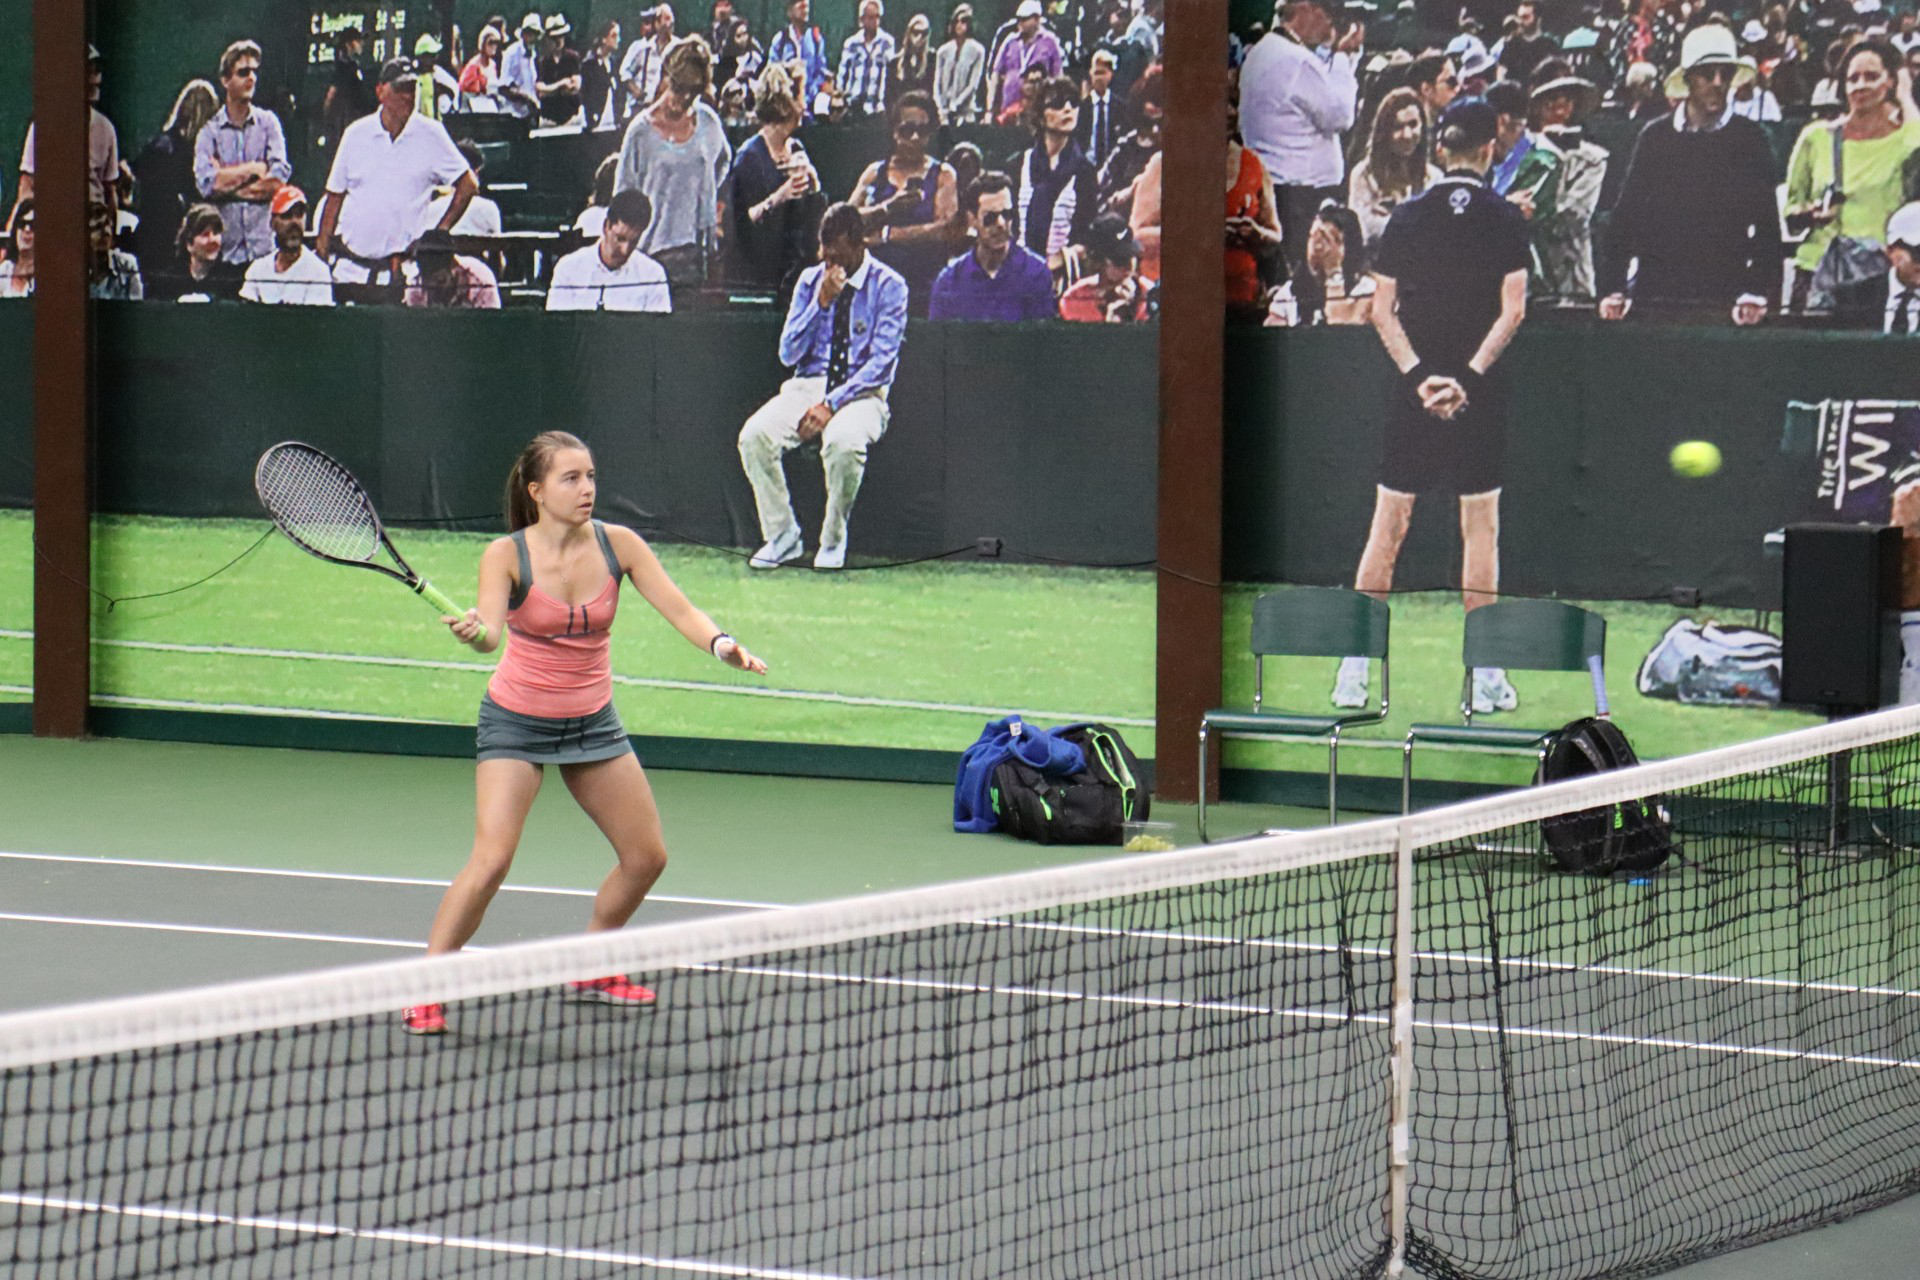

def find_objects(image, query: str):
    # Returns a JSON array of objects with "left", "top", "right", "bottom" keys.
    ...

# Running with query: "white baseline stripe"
[
  {"left": 0, "top": 912, "right": 432, "bottom": 951},
  {"left": 692, "top": 959, "right": 1920, "bottom": 1071},
  {"left": 1014, "top": 920, "right": 1920, "bottom": 1003},
  {"left": 0, "top": 851, "right": 785, "bottom": 912},
  {"left": 0, "top": 630, "right": 1154, "bottom": 728},
  {"left": 0, "top": 1193, "right": 864, "bottom": 1280}
]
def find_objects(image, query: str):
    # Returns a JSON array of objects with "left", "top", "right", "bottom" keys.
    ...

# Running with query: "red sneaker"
[
  {"left": 402, "top": 1004, "right": 447, "bottom": 1035},
  {"left": 568, "top": 976, "right": 656, "bottom": 1007}
]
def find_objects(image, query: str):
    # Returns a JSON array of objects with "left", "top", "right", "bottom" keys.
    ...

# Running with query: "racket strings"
[{"left": 257, "top": 447, "right": 383, "bottom": 564}]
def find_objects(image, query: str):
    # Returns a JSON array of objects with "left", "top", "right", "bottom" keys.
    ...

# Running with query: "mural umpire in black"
[{"left": 1333, "top": 98, "right": 1531, "bottom": 714}]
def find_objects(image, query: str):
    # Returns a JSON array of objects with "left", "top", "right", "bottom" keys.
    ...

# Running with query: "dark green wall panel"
[
  {"left": 1224, "top": 323, "right": 1920, "bottom": 608},
  {"left": 92, "top": 306, "right": 1159, "bottom": 564},
  {"left": 0, "top": 302, "right": 27, "bottom": 507}
]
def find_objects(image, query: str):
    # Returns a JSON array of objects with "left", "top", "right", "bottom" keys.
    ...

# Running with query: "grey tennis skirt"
[{"left": 475, "top": 694, "right": 635, "bottom": 765}]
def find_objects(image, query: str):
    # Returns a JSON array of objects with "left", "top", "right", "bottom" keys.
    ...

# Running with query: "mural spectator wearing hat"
[
  {"left": 317, "top": 58, "right": 478, "bottom": 301},
  {"left": 1828, "top": 199, "right": 1920, "bottom": 329},
  {"left": 500, "top": 13, "right": 545, "bottom": 118},
  {"left": 1241, "top": 0, "right": 1367, "bottom": 280},
  {"left": 1334, "top": 97, "right": 1530, "bottom": 715},
  {"left": 403, "top": 227, "right": 501, "bottom": 309},
  {"left": 412, "top": 33, "right": 461, "bottom": 120},
  {"left": 19, "top": 45, "right": 120, "bottom": 215},
  {"left": 1598, "top": 24, "right": 1781, "bottom": 324},
  {"left": 322, "top": 27, "right": 375, "bottom": 147},
  {"left": 1529, "top": 59, "right": 1608, "bottom": 300},
  {"left": 240, "top": 186, "right": 334, "bottom": 306},
  {"left": 990, "top": 2, "right": 1065, "bottom": 126},
  {"left": 460, "top": 25, "right": 509, "bottom": 113},
  {"left": 538, "top": 14, "right": 585, "bottom": 125},
  {"left": 1453, "top": 46, "right": 1496, "bottom": 99},
  {"left": 194, "top": 40, "right": 290, "bottom": 267}
]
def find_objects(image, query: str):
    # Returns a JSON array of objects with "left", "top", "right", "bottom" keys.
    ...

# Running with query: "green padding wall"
[
  {"left": 1224, "top": 324, "right": 1920, "bottom": 608},
  {"left": 92, "top": 306, "right": 1157, "bottom": 564},
  {"left": 0, "top": 302, "right": 26, "bottom": 507}
]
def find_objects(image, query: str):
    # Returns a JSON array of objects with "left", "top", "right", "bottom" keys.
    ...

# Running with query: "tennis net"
[{"left": 4, "top": 706, "right": 1920, "bottom": 1278}]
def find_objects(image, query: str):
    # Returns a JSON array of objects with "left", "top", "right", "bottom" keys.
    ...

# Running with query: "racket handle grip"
[
  {"left": 417, "top": 580, "right": 463, "bottom": 616},
  {"left": 418, "top": 580, "right": 487, "bottom": 643}
]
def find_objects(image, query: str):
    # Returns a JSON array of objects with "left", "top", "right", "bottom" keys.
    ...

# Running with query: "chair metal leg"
[
  {"left": 1327, "top": 726, "right": 1342, "bottom": 827},
  {"left": 1402, "top": 736, "right": 1416, "bottom": 815},
  {"left": 1197, "top": 723, "right": 1212, "bottom": 844}
]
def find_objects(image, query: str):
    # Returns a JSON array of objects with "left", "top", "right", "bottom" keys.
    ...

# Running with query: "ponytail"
[{"left": 504, "top": 430, "right": 590, "bottom": 531}]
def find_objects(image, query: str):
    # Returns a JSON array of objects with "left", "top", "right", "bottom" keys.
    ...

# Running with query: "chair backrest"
[
  {"left": 1250, "top": 588, "right": 1390, "bottom": 660},
  {"left": 1461, "top": 599, "right": 1606, "bottom": 673}
]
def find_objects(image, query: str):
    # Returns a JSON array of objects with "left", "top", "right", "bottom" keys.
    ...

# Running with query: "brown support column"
[
  {"left": 1155, "top": 0, "right": 1228, "bottom": 802},
  {"left": 32, "top": 0, "right": 91, "bottom": 737}
]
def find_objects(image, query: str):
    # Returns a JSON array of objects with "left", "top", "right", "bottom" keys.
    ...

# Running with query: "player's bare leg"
[{"left": 427, "top": 759, "right": 545, "bottom": 956}]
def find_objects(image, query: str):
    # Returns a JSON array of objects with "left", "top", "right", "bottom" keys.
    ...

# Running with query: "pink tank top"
[{"left": 486, "top": 522, "right": 622, "bottom": 719}]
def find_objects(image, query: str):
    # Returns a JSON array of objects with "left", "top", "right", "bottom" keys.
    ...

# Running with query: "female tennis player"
[{"left": 404, "top": 430, "right": 767, "bottom": 1035}]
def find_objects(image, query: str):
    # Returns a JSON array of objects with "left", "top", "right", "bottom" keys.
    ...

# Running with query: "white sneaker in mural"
[
  {"left": 1331, "top": 657, "right": 1370, "bottom": 709},
  {"left": 1471, "top": 667, "right": 1518, "bottom": 714}
]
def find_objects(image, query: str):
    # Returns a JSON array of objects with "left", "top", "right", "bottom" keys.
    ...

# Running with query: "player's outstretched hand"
[
  {"left": 445, "top": 608, "right": 485, "bottom": 644},
  {"left": 716, "top": 637, "right": 769, "bottom": 675}
]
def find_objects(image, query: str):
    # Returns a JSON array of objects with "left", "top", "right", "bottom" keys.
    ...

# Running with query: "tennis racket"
[{"left": 254, "top": 441, "right": 485, "bottom": 641}]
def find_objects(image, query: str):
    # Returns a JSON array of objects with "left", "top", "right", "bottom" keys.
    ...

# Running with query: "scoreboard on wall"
[{"left": 309, "top": 7, "right": 415, "bottom": 67}]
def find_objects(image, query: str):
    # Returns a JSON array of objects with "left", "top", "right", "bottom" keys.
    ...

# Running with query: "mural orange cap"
[{"left": 270, "top": 186, "right": 308, "bottom": 217}]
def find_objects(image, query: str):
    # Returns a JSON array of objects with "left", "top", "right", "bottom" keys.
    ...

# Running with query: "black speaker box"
[{"left": 1781, "top": 523, "right": 1902, "bottom": 711}]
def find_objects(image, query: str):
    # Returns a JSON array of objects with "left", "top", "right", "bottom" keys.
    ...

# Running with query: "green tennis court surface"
[{"left": 5, "top": 731, "right": 1920, "bottom": 1278}]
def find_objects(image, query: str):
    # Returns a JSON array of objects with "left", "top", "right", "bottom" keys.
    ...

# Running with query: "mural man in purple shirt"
[
  {"left": 929, "top": 171, "right": 1055, "bottom": 321},
  {"left": 990, "top": 0, "right": 1063, "bottom": 123}
]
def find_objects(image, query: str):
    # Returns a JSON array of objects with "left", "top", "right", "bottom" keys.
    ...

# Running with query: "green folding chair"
[
  {"left": 1199, "top": 587, "right": 1390, "bottom": 842},
  {"left": 1401, "top": 599, "right": 1608, "bottom": 814}
]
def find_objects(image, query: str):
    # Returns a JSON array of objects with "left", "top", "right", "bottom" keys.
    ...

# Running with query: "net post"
[{"left": 1386, "top": 818, "right": 1416, "bottom": 1276}]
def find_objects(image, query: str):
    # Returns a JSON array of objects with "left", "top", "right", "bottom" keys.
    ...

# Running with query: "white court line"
[
  {"left": 0, "top": 851, "right": 785, "bottom": 912},
  {"left": 0, "top": 1193, "right": 864, "bottom": 1280},
  {"left": 0, "top": 912, "right": 433, "bottom": 951},
  {"left": 1006, "top": 919, "right": 1920, "bottom": 1005},
  {"left": 687, "top": 959, "right": 1920, "bottom": 1071},
  {"left": 0, "top": 630, "right": 1155, "bottom": 729}
]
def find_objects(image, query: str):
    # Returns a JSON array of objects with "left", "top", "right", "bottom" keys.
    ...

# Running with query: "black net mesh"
[
  {"left": 11, "top": 717, "right": 1920, "bottom": 1279},
  {"left": 254, "top": 445, "right": 382, "bottom": 565},
  {"left": 1, "top": 854, "right": 1397, "bottom": 1280},
  {"left": 1406, "top": 730, "right": 1920, "bottom": 1280}
]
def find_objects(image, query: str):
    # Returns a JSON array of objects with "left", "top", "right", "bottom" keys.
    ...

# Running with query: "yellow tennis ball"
[{"left": 1669, "top": 441, "right": 1722, "bottom": 478}]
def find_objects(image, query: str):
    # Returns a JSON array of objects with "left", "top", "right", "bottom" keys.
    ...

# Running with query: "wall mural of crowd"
[
  {"left": 0, "top": 0, "right": 1167, "bottom": 325},
  {"left": 1235, "top": 0, "right": 1920, "bottom": 330}
]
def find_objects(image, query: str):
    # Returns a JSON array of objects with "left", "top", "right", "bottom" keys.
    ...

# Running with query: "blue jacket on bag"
[{"left": 953, "top": 716, "right": 1086, "bottom": 833}]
